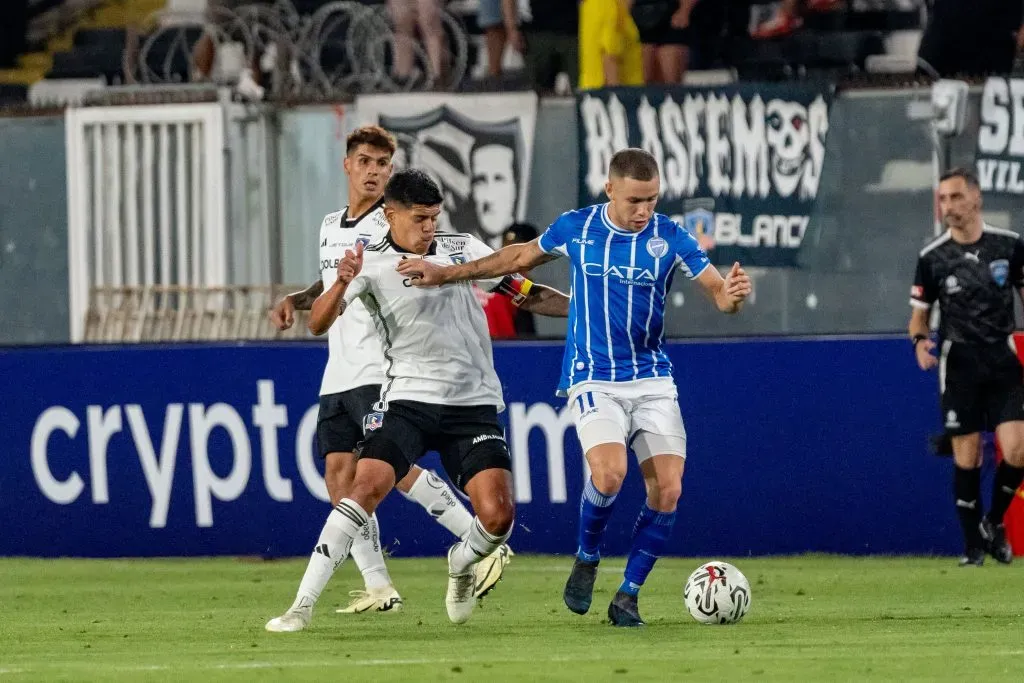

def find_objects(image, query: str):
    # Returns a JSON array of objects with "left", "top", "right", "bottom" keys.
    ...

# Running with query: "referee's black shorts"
[
  {"left": 316, "top": 384, "right": 382, "bottom": 458},
  {"left": 940, "top": 341, "right": 1024, "bottom": 435},
  {"left": 356, "top": 400, "right": 511, "bottom": 491}
]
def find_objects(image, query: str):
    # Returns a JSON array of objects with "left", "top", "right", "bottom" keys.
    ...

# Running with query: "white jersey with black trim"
[
  {"left": 342, "top": 232, "right": 508, "bottom": 410},
  {"left": 318, "top": 201, "right": 390, "bottom": 395}
]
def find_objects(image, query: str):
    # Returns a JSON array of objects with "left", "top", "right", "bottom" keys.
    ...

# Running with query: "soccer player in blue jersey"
[{"left": 397, "top": 148, "right": 752, "bottom": 626}]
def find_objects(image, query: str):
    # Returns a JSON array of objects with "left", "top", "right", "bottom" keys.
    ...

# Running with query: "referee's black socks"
[
  {"left": 988, "top": 461, "right": 1024, "bottom": 527},
  {"left": 954, "top": 465, "right": 985, "bottom": 550}
]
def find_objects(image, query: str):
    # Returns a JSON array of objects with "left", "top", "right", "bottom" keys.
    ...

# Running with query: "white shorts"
[{"left": 567, "top": 377, "right": 687, "bottom": 462}]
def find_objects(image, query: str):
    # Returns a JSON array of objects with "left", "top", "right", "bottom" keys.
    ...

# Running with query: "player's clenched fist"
[
  {"left": 723, "top": 262, "right": 752, "bottom": 304},
  {"left": 269, "top": 296, "right": 295, "bottom": 331},
  {"left": 396, "top": 257, "right": 445, "bottom": 287},
  {"left": 337, "top": 242, "right": 364, "bottom": 285}
]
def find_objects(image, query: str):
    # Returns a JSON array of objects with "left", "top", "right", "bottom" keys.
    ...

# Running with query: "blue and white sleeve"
[
  {"left": 537, "top": 213, "right": 574, "bottom": 258},
  {"left": 670, "top": 223, "right": 712, "bottom": 280}
]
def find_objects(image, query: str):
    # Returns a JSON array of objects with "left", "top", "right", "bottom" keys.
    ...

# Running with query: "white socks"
[
  {"left": 291, "top": 499, "right": 369, "bottom": 610},
  {"left": 289, "top": 470, "right": 482, "bottom": 612},
  {"left": 402, "top": 469, "right": 474, "bottom": 540},
  {"left": 449, "top": 517, "right": 512, "bottom": 575},
  {"left": 349, "top": 513, "right": 392, "bottom": 590}
]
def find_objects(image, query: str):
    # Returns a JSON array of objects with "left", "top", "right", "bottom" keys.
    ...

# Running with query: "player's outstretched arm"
[
  {"left": 696, "top": 261, "right": 751, "bottom": 314},
  {"left": 396, "top": 239, "right": 555, "bottom": 287},
  {"left": 308, "top": 244, "right": 364, "bottom": 335},
  {"left": 269, "top": 280, "right": 324, "bottom": 330},
  {"left": 519, "top": 283, "right": 570, "bottom": 317}
]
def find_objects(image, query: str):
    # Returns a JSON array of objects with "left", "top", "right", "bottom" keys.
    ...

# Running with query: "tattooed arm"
[
  {"left": 269, "top": 280, "right": 324, "bottom": 331},
  {"left": 518, "top": 283, "right": 570, "bottom": 317}
]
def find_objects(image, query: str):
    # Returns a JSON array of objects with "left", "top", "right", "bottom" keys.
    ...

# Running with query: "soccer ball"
[{"left": 683, "top": 561, "right": 752, "bottom": 625}]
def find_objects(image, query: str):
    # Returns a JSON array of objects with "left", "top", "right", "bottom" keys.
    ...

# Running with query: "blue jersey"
[{"left": 538, "top": 203, "right": 711, "bottom": 394}]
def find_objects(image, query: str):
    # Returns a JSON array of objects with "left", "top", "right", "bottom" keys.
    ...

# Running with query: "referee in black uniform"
[{"left": 909, "top": 167, "right": 1024, "bottom": 566}]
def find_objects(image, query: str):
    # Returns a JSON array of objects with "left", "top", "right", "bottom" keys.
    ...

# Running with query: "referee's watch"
[{"left": 911, "top": 334, "right": 928, "bottom": 348}]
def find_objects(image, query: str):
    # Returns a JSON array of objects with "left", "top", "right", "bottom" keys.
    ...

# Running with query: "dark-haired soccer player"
[
  {"left": 266, "top": 169, "right": 569, "bottom": 629},
  {"left": 267, "top": 128, "right": 507, "bottom": 627}
]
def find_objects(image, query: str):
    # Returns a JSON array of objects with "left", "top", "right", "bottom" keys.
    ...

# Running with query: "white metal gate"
[{"left": 65, "top": 104, "right": 228, "bottom": 342}]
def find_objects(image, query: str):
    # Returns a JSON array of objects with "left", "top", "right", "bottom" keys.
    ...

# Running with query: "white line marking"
[{"left": 6, "top": 648, "right": 1024, "bottom": 675}]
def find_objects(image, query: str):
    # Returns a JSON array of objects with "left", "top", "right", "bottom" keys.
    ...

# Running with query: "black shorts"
[
  {"left": 941, "top": 342, "right": 1024, "bottom": 435},
  {"left": 356, "top": 401, "right": 511, "bottom": 491},
  {"left": 631, "top": 1, "right": 690, "bottom": 46},
  {"left": 637, "top": 24, "right": 690, "bottom": 47},
  {"left": 316, "top": 385, "right": 382, "bottom": 458}
]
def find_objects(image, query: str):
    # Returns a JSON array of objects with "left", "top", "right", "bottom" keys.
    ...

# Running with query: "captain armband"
[{"left": 493, "top": 274, "right": 534, "bottom": 307}]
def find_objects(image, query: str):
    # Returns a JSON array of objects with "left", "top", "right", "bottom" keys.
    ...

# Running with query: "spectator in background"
[
  {"left": 629, "top": 0, "right": 699, "bottom": 84},
  {"left": 388, "top": 0, "right": 445, "bottom": 85},
  {"left": 477, "top": 223, "right": 539, "bottom": 339},
  {"left": 751, "top": 0, "right": 843, "bottom": 40},
  {"left": 478, "top": 0, "right": 527, "bottom": 79},
  {"left": 917, "top": 0, "right": 1023, "bottom": 78},
  {"left": 522, "top": 0, "right": 579, "bottom": 93},
  {"left": 579, "top": 0, "right": 644, "bottom": 90}
]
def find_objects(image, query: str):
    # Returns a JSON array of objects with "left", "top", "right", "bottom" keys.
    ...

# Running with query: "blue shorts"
[{"left": 478, "top": 0, "right": 504, "bottom": 29}]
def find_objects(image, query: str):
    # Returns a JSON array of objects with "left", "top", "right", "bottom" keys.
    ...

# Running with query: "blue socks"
[
  {"left": 576, "top": 478, "right": 618, "bottom": 563},
  {"left": 620, "top": 504, "right": 677, "bottom": 597},
  {"left": 577, "top": 479, "right": 678, "bottom": 597}
]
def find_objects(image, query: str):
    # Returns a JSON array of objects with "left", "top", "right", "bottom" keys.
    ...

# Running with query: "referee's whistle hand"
[{"left": 915, "top": 339, "right": 938, "bottom": 371}]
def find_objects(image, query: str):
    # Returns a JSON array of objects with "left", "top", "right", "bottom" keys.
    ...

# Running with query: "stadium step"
[{"left": 1, "top": 0, "right": 166, "bottom": 87}]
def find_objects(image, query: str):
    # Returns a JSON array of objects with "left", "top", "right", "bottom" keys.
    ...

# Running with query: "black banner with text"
[{"left": 577, "top": 85, "right": 833, "bottom": 267}]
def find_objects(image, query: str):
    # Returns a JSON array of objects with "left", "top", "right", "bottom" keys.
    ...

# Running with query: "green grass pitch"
[{"left": 1, "top": 555, "right": 1021, "bottom": 681}]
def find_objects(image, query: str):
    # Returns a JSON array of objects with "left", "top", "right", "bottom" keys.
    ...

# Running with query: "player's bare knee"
[
  {"left": 346, "top": 460, "right": 397, "bottom": 512},
  {"left": 588, "top": 452, "right": 627, "bottom": 493},
  {"left": 650, "top": 481, "right": 681, "bottom": 512},
  {"left": 590, "top": 467, "right": 626, "bottom": 495},
  {"left": 346, "top": 480, "right": 388, "bottom": 513},
  {"left": 585, "top": 442, "right": 628, "bottom": 494},
  {"left": 476, "top": 497, "right": 515, "bottom": 536}
]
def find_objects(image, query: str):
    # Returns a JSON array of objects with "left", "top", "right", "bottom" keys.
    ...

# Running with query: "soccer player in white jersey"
[
  {"left": 398, "top": 148, "right": 753, "bottom": 626},
  {"left": 266, "top": 128, "right": 507, "bottom": 628},
  {"left": 266, "top": 168, "right": 569, "bottom": 629}
]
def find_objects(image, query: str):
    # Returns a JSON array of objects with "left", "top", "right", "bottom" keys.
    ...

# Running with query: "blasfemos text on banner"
[{"left": 576, "top": 85, "right": 834, "bottom": 268}]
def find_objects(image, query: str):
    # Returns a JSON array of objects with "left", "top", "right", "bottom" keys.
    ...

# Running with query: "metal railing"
[{"left": 85, "top": 285, "right": 312, "bottom": 342}]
